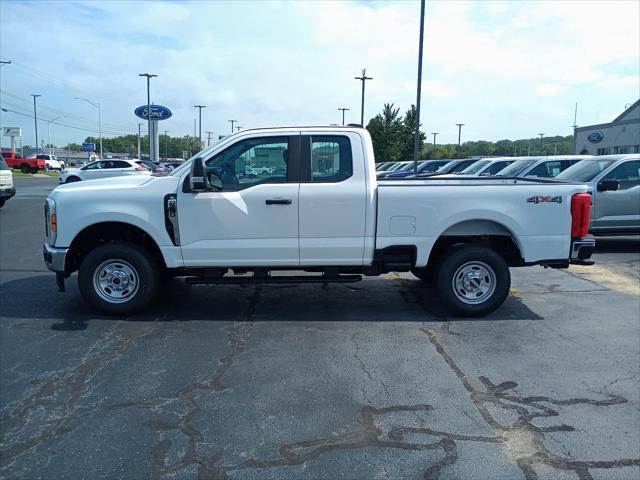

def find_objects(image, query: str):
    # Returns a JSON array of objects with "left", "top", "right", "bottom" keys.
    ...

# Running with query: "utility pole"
[
  {"left": 228, "top": 119, "right": 237, "bottom": 132},
  {"left": 431, "top": 132, "right": 438, "bottom": 149},
  {"left": 413, "top": 0, "right": 426, "bottom": 172},
  {"left": 74, "top": 97, "right": 102, "bottom": 158},
  {"left": 338, "top": 107, "right": 350, "bottom": 125},
  {"left": 138, "top": 73, "right": 157, "bottom": 161},
  {"left": 31, "top": 94, "right": 41, "bottom": 154},
  {"left": 572, "top": 102, "right": 578, "bottom": 154},
  {"left": 0, "top": 60, "right": 11, "bottom": 150},
  {"left": 137, "top": 123, "right": 142, "bottom": 160},
  {"left": 194, "top": 105, "right": 206, "bottom": 147},
  {"left": 355, "top": 68, "right": 373, "bottom": 126},
  {"left": 235, "top": 126, "right": 243, "bottom": 132},
  {"left": 205, "top": 131, "right": 213, "bottom": 146},
  {"left": 456, "top": 123, "right": 465, "bottom": 151},
  {"left": 538, "top": 133, "right": 544, "bottom": 154},
  {"left": 164, "top": 130, "right": 169, "bottom": 160}
]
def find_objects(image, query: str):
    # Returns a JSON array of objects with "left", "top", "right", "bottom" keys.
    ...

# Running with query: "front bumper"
[
  {"left": 43, "top": 242, "right": 68, "bottom": 272},
  {"left": 570, "top": 238, "right": 595, "bottom": 265},
  {"left": 0, "top": 187, "right": 16, "bottom": 199}
]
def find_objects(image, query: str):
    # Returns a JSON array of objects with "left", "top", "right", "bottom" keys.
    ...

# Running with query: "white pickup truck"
[{"left": 43, "top": 126, "right": 594, "bottom": 316}]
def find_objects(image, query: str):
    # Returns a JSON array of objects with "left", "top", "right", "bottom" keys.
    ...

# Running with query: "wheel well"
[
  {"left": 427, "top": 234, "right": 524, "bottom": 268},
  {"left": 66, "top": 222, "right": 166, "bottom": 273}
]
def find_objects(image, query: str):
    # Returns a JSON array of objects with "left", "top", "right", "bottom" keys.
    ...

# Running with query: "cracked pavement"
[{"left": 1, "top": 177, "right": 639, "bottom": 479}]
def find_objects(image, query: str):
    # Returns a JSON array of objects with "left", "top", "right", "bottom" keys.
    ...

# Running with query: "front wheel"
[
  {"left": 435, "top": 245, "right": 510, "bottom": 317},
  {"left": 78, "top": 242, "right": 160, "bottom": 314},
  {"left": 65, "top": 176, "right": 81, "bottom": 183}
]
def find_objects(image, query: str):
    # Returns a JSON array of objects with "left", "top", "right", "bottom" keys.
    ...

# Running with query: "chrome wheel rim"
[
  {"left": 452, "top": 261, "right": 496, "bottom": 305},
  {"left": 93, "top": 259, "right": 139, "bottom": 304}
]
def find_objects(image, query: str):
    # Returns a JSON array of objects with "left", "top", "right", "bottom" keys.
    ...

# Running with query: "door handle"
[{"left": 265, "top": 198, "right": 292, "bottom": 205}]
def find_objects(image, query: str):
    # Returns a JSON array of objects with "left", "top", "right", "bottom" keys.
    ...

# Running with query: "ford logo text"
[
  {"left": 587, "top": 131, "right": 604, "bottom": 144},
  {"left": 135, "top": 105, "right": 173, "bottom": 121}
]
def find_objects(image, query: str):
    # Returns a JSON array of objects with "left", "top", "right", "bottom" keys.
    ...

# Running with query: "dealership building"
[{"left": 574, "top": 99, "right": 640, "bottom": 155}]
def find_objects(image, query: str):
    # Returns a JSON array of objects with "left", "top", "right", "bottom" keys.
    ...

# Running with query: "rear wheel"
[
  {"left": 20, "top": 163, "right": 30, "bottom": 174},
  {"left": 435, "top": 245, "right": 510, "bottom": 317},
  {"left": 78, "top": 242, "right": 160, "bottom": 314}
]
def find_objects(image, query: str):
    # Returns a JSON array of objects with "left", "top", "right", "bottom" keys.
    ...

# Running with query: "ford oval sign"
[
  {"left": 587, "top": 131, "right": 604, "bottom": 143},
  {"left": 135, "top": 105, "right": 172, "bottom": 121}
]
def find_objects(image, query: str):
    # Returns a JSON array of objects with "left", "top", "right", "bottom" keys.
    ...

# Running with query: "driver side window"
[{"left": 204, "top": 137, "right": 289, "bottom": 191}]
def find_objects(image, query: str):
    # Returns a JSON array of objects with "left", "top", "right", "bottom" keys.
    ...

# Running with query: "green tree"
[
  {"left": 399, "top": 105, "right": 426, "bottom": 161},
  {"left": 366, "top": 103, "right": 403, "bottom": 162}
]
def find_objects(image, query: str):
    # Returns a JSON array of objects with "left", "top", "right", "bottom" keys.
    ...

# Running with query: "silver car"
[
  {"left": 556, "top": 154, "right": 640, "bottom": 235},
  {"left": 59, "top": 159, "right": 151, "bottom": 184},
  {"left": 496, "top": 155, "right": 590, "bottom": 178}
]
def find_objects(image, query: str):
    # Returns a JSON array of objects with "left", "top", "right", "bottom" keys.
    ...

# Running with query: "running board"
[{"left": 185, "top": 274, "right": 363, "bottom": 285}]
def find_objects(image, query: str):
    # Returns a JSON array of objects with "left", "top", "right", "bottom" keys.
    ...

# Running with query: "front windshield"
[
  {"left": 497, "top": 158, "right": 537, "bottom": 176},
  {"left": 556, "top": 159, "right": 617, "bottom": 181},
  {"left": 436, "top": 160, "right": 459, "bottom": 173},
  {"left": 397, "top": 162, "right": 420, "bottom": 172},
  {"left": 461, "top": 159, "right": 490, "bottom": 174}
]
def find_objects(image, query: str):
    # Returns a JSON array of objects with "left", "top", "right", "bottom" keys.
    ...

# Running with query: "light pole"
[
  {"left": 74, "top": 97, "right": 102, "bottom": 158},
  {"left": 164, "top": 130, "right": 169, "bottom": 160},
  {"left": 538, "top": 133, "right": 544, "bottom": 153},
  {"left": 46, "top": 115, "right": 64, "bottom": 155},
  {"left": 355, "top": 69, "right": 373, "bottom": 126},
  {"left": 139, "top": 73, "right": 157, "bottom": 161},
  {"left": 205, "top": 131, "right": 213, "bottom": 146},
  {"left": 0, "top": 60, "right": 11, "bottom": 150},
  {"left": 456, "top": 123, "right": 465, "bottom": 151},
  {"left": 137, "top": 123, "right": 143, "bottom": 160},
  {"left": 194, "top": 105, "right": 206, "bottom": 147},
  {"left": 31, "top": 94, "right": 41, "bottom": 154},
  {"left": 431, "top": 132, "right": 438, "bottom": 149},
  {"left": 338, "top": 107, "right": 350, "bottom": 125},
  {"left": 228, "top": 119, "right": 237, "bottom": 133},
  {"left": 413, "top": 0, "right": 426, "bottom": 172}
]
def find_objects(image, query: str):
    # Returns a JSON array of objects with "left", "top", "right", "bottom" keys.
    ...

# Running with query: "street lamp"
[
  {"left": 30, "top": 94, "right": 41, "bottom": 154},
  {"left": 46, "top": 115, "right": 64, "bottom": 155},
  {"left": 139, "top": 73, "right": 157, "bottom": 161},
  {"left": 355, "top": 69, "right": 373, "bottom": 126},
  {"left": 194, "top": 105, "right": 206, "bottom": 147},
  {"left": 338, "top": 107, "right": 350, "bottom": 126},
  {"left": 0, "top": 60, "right": 11, "bottom": 150},
  {"left": 74, "top": 97, "right": 102, "bottom": 158},
  {"left": 456, "top": 123, "right": 465, "bottom": 150}
]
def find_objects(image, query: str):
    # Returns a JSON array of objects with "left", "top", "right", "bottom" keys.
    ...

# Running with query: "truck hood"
[{"left": 51, "top": 174, "right": 156, "bottom": 196}]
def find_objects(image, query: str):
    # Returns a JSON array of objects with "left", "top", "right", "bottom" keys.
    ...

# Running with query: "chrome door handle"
[{"left": 265, "top": 199, "right": 292, "bottom": 205}]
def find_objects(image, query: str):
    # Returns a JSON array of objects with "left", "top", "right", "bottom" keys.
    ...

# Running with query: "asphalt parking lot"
[{"left": 1, "top": 176, "right": 639, "bottom": 480}]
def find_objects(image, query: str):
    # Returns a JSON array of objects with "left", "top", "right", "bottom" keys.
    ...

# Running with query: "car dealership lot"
[{"left": 1, "top": 177, "right": 638, "bottom": 480}]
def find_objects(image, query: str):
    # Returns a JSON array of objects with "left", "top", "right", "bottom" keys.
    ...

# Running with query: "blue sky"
[{"left": 1, "top": 0, "right": 638, "bottom": 148}]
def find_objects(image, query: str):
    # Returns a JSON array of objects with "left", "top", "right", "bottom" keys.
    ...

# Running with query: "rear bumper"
[
  {"left": 0, "top": 187, "right": 15, "bottom": 199},
  {"left": 570, "top": 238, "right": 595, "bottom": 265},
  {"left": 43, "top": 242, "right": 68, "bottom": 272}
]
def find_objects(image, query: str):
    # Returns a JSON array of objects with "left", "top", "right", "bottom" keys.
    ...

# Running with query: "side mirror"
[
  {"left": 190, "top": 157, "right": 211, "bottom": 192},
  {"left": 597, "top": 179, "right": 619, "bottom": 192}
]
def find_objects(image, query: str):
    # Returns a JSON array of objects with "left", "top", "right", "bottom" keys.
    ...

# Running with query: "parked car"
[
  {"left": 383, "top": 160, "right": 450, "bottom": 179},
  {"left": 555, "top": 154, "right": 640, "bottom": 235},
  {"left": 459, "top": 157, "right": 516, "bottom": 176},
  {"left": 376, "top": 162, "right": 396, "bottom": 171},
  {"left": 4, "top": 152, "right": 46, "bottom": 173},
  {"left": 495, "top": 155, "right": 588, "bottom": 178},
  {"left": 377, "top": 161, "right": 413, "bottom": 177},
  {"left": 44, "top": 126, "right": 593, "bottom": 317},
  {"left": 0, "top": 154, "right": 16, "bottom": 208},
  {"left": 435, "top": 158, "right": 481, "bottom": 174},
  {"left": 137, "top": 160, "right": 169, "bottom": 175},
  {"left": 251, "top": 165, "right": 274, "bottom": 175},
  {"left": 36, "top": 154, "right": 65, "bottom": 170},
  {"left": 59, "top": 159, "right": 151, "bottom": 183}
]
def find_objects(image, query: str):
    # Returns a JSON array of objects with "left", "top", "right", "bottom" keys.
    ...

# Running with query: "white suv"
[{"left": 59, "top": 159, "right": 151, "bottom": 183}]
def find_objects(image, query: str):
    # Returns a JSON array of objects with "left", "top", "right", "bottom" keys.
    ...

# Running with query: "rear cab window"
[{"left": 310, "top": 136, "right": 352, "bottom": 183}]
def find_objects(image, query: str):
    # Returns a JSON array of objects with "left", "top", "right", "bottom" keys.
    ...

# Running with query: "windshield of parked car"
[
  {"left": 460, "top": 159, "right": 490, "bottom": 174},
  {"left": 496, "top": 158, "right": 537, "bottom": 176},
  {"left": 555, "top": 159, "right": 618, "bottom": 182},
  {"left": 436, "top": 160, "right": 460, "bottom": 173}
]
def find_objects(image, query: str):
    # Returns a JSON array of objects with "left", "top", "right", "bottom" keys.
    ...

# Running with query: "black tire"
[
  {"left": 31, "top": 168, "right": 39, "bottom": 174},
  {"left": 65, "top": 176, "right": 81, "bottom": 183},
  {"left": 435, "top": 245, "right": 510, "bottom": 317},
  {"left": 20, "top": 163, "right": 30, "bottom": 174},
  {"left": 411, "top": 266, "right": 434, "bottom": 285},
  {"left": 78, "top": 242, "right": 160, "bottom": 315}
]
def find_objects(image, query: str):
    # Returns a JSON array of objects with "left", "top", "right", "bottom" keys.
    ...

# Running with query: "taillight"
[{"left": 571, "top": 193, "right": 591, "bottom": 238}]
